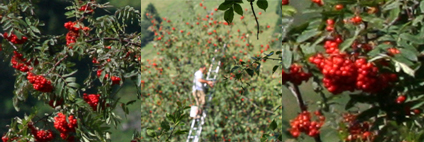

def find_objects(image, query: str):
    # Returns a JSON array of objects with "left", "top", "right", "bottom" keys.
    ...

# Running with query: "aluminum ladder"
[{"left": 186, "top": 44, "right": 227, "bottom": 142}]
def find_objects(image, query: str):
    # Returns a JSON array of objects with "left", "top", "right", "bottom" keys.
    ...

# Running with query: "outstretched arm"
[{"left": 198, "top": 78, "right": 214, "bottom": 87}]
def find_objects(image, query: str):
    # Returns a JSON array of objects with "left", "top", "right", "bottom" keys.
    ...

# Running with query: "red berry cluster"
[
  {"left": 64, "top": 21, "right": 80, "bottom": 49},
  {"left": 28, "top": 122, "right": 54, "bottom": 142},
  {"left": 309, "top": 53, "right": 397, "bottom": 94},
  {"left": 326, "top": 19, "right": 335, "bottom": 31},
  {"left": 79, "top": 4, "right": 93, "bottom": 14},
  {"left": 3, "top": 32, "right": 27, "bottom": 44},
  {"left": 83, "top": 93, "right": 100, "bottom": 111},
  {"left": 2, "top": 135, "right": 18, "bottom": 142},
  {"left": 11, "top": 51, "right": 31, "bottom": 72},
  {"left": 53, "top": 113, "right": 77, "bottom": 141},
  {"left": 323, "top": 36, "right": 342, "bottom": 54},
  {"left": 27, "top": 72, "right": 53, "bottom": 92},
  {"left": 289, "top": 111, "right": 325, "bottom": 138},
  {"left": 350, "top": 16, "right": 362, "bottom": 25},
  {"left": 281, "top": 64, "right": 311, "bottom": 85},
  {"left": 387, "top": 48, "right": 400, "bottom": 56},
  {"left": 340, "top": 113, "right": 374, "bottom": 141},
  {"left": 111, "top": 76, "right": 121, "bottom": 85}
]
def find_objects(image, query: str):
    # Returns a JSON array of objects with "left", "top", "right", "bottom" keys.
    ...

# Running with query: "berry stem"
[
  {"left": 287, "top": 84, "right": 307, "bottom": 111},
  {"left": 314, "top": 135, "right": 323, "bottom": 142}
]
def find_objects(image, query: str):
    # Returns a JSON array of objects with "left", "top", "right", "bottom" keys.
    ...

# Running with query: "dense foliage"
[{"left": 0, "top": 0, "right": 141, "bottom": 141}]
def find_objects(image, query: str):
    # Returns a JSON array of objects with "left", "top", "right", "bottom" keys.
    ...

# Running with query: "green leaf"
[
  {"left": 245, "top": 69, "right": 254, "bottom": 77},
  {"left": 340, "top": 35, "right": 358, "bottom": 52},
  {"left": 218, "top": 1, "right": 233, "bottom": 10},
  {"left": 281, "top": 5, "right": 297, "bottom": 17},
  {"left": 296, "top": 29, "right": 320, "bottom": 43},
  {"left": 67, "top": 82, "right": 80, "bottom": 88},
  {"left": 420, "top": 1, "right": 424, "bottom": 13},
  {"left": 146, "top": 129, "right": 156, "bottom": 137},
  {"left": 269, "top": 119, "right": 277, "bottom": 130},
  {"left": 166, "top": 113, "right": 175, "bottom": 123},
  {"left": 256, "top": 0, "right": 268, "bottom": 11},
  {"left": 233, "top": 4, "right": 243, "bottom": 16},
  {"left": 62, "top": 70, "right": 78, "bottom": 78},
  {"left": 400, "top": 33, "right": 424, "bottom": 45},
  {"left": 386, "top": 7, "right": 400, "bottom": 25},
  {"left": 65, "top": 77, "right": 76, "bottom": 83},
  {"left": 126, "top": 100, "right": 136, "bottom": 105},
  {"left": 266, "top": 51, "right": 274, "bottom": 56},
  {"left": 399, "top": 48, "right": 418, "bottom": 62},
  {"left": 161, "top": 120, "right": 170, "bottom": 131},
  {"left": 174, "top": 129, "right": 189, "bottom": 135},
  {"left": 411, "top": 101, "right": 424, "bottom": 109},
  {"left": 396, "top": 61, "right": 415, "bottom": 77},
  {"left": 356, "top": 107, "right": 380, "bottom": 122},
  {"left": 272, "top": 65, "right": 279, "bottom": 74},
  {"left": 282, "top": 45, "right": 292, "bottom": 70},
  {"left": 224, "top": 7, "right": 234, "bottom": 24}
]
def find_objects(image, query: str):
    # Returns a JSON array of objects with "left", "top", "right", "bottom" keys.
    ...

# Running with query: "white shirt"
[{"left": 192, "top": 70, "right": 204, "bottom": 92}]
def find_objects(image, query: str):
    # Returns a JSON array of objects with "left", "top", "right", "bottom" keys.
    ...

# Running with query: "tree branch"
[
  {"left": 249, "top": 1, "right": 260, "bottom": 40},
  {"left": 85, "top": 37, "right": 141, "bottom": 47},
  {"left": 46, "top": 54, "right": 68, "bottom": 75}
]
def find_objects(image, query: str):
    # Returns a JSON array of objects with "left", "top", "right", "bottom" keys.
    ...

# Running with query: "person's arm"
[
  {"left": 198, "top": 78, "right": 214, "bottom": 87},
  {"left": 197, "top": 78, "right": 210, "bottom": 83}
]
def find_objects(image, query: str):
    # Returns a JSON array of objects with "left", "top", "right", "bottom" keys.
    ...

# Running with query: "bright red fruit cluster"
[
  {"left": 111, "top": 76, "right": 121, "bottom": 85},
  {"left": 28, "top": 122, "right": 54, "bottom": 142},
  {"left": 11, "top": 51, "right": 31, "bottom": 72},
  {"left": 289, "top": 111, "right": 325, "bottom": 138},
  {"left": 323, "top": 36, "right": 342, "bottom": 54},
  {"left": 54, "top": 113, "right": 77, "bottom": 141},
  {"left": 341, "top": 113, "right": 374, "bottom": 141},
  {"left": 3, "top": 32, "right": 28, "bottom": 44},
  {"left": 83, "top": 93, "right": 100, "bottom": 111},
  {"left": 64, "top": 21, "right": 80, "bottom": 49},
  {"left": 27, "top": 72, "right": 53, "bottom": 92},
  {"left": 309, "top": 53, "right": 397, "bottom": 94},
  {"left": 2, "top": 135, "right": 18, "bottom": 142},
  {"left": 281, "top": 64, "right": 311, "bottom": 85}
]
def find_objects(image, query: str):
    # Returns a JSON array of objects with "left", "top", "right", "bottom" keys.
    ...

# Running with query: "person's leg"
[
  {"left": 195, "top": 90, "right": 203, "bottom": 115},
  {"left": 192, "top": 91, "right": 199, "bottom": 107},
  {"left": 199, "top": 91, "right": 206, "bottom": 114}
]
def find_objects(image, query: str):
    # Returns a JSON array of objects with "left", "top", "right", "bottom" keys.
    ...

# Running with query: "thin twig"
[
  {"left": 166, "top": 121, "right": 180, "bottom": 142},
  {"left": 249, "top": 1, "right": 260, "bottom": 40},
  {"left": 85, "top": 37, "right": 141, "bottom": 47},
  {"left": 242, "top": 96, "right": 274, "bottom": 114},
  {"left": 286, "top": 84, "right": 307, "bottom": 111},
  {"left": 46, "top": 54, "right": 69, "bottom": 75}
]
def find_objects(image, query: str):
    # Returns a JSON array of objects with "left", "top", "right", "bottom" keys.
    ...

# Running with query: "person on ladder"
[{"left": 192, "top": 65, "right": 214, "bottom": 118}]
